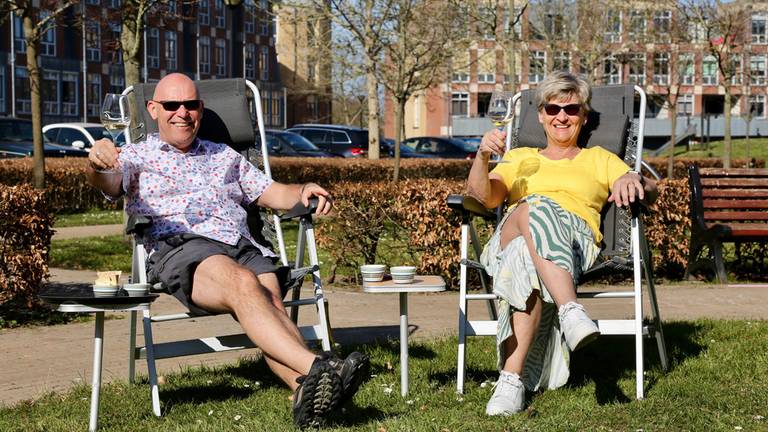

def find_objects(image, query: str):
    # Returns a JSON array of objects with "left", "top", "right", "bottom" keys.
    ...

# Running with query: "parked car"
[
  {"left": 399, "top": 136, "right": 477, "bottom": 159},
  {"left": 285, "top": 124, "right": 368, "bottom": 158},
  {"left": 0, "top": 118, "right": 89, "bottom": 158},
  {"left": 455, "top": 136, "right": 482, "bottom": 150},
  {"left": 385, "top": 140, "right": 436, "bottom": 159},
  {"left": 43, "top": 122, "right": 125, "bottom": 151},
  {"left": 258, "top": 129, "right": 338, "bottom": 157}
]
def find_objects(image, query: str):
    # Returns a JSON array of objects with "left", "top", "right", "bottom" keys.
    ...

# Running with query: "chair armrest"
[
  {"left": 281, "top": 197, "right": 319, "bottom": 221},
  {"left": 446, "top": 194, "right": 496, "bottom": 219},
  {"left": 126, "top": 215, "right": 152, "bottom": 235}
]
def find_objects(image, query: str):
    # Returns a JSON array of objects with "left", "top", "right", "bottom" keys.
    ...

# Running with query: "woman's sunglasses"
[
  {"left": 150, "top": 99, "right": 202, "bottom": 111},
  {"left": 543, "top": 103, "right": 582, "bottom": 116}
]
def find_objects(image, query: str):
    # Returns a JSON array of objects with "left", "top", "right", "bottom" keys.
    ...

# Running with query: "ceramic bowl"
[
  {"left": 390, "top": 266, "right": 416, "bottom": 284},
  {"left": 92, "top": 284, "right": 119, "bottom": 296},
  {"left": 123, "top": 283, "right": 151, "bottom": 297},
  {"left": 360, "top": 264, "right": 386, "bottom": 282}
]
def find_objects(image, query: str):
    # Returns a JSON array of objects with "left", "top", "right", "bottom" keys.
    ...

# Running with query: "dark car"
[
  {"left": 400, "top": 136, "right": 477, "bottom": 159},
  {"left": 259, "top": 130, "right": 337, "bottom": 157},
  {"left": 386, "top": 141, "right": 437, "bottom": 159},
  {"left": 0, "top": 118, "right": 89, "bottom": 158},
  {"left": 285, "top": 124, "right": 369, "bottom": 158}
]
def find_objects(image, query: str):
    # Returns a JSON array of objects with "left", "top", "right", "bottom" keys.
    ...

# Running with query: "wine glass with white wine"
[
  {"left": 99, "top": 93, "right": 131, "bottom": 171},
  {"left": 487, "top": 90, "right": 515, "bottom": 162}
]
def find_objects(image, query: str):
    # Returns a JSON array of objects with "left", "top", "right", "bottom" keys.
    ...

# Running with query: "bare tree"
[
  {"left": 2, "top": 0, "right": 79, "bottom": 189},
  {"left": 378, "top": 0, "right": 468, "bottom": 181},
  {"left": 680, "top": 0, "right": 750, "bottom": 168}
]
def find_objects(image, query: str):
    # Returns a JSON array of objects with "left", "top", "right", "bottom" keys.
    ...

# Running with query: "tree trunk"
[
  {"left": 366, "top": 70, "right": 380, "bottom": 160},
  {"left": 393, "top": 98, "right": 405, "bottom": 183},
  {"left": 122, "top": 21, "right": 142, "bottom": 88},
  {"left": 23, "top": 15, "right": 44, "bottom": 189},
  {"left": 723, "top": 88, "right": 732, "bottom": 168},
  {"left": 667, "top": 103, "right": 677, "bottom": 179}
]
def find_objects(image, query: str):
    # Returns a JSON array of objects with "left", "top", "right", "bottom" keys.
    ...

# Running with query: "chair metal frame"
[
  {"left": 121, "top": 78, "right": 332, "bottom": 416},
  {"left": 452, "top": 85, "right": 668, "bottom": 400}
]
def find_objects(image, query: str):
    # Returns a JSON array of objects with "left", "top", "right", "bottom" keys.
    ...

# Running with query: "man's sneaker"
[
  {"left": 485, "top": 371, "right": 525, "bottom": 416},
  {"left": 292, "top": 356, "right": 343, "bottom": 428},
  {"left": 326, "top": 351, "right": 370, "bottom": 405},
  {"left": 559, "top": 301, "right": 600, "bottom": 351}
]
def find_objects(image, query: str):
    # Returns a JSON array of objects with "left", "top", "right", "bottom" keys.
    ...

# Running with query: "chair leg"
[
  {"left": 142, "top": 311, "right": 161, "bottom": 417},
  {"left": 685, "top": 240, "right": 702, "bottom": 280},
  {"left": 712, "top": 242, "right": 728, "bottom": 284},
  {"left": 456, "top": 308, "right": 468, "bottom": 395},
  {"left": 643, "top": 254, "right": 669, "bottom": 373},
  {"left": 128, "top": 311, "right": 137, "bottom": 383}
]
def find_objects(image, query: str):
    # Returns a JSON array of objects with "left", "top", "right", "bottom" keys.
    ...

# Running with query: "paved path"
[
  {"left": 53, "top": 224, "right": 124, "bottom": 240},
  {"left": 2, "top": 224, "right": 765, "bottom": 407}
]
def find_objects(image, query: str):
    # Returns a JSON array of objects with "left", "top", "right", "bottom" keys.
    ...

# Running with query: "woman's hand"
[
  {"left": 608, "top": 172, "right": 644, "bottom": 207},
  {"left": 478, "top": 129, "right": 506, "bottom": 161}
]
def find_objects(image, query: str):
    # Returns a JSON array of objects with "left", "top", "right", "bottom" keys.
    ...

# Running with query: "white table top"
[{"left": 362, "top": 275, "right": 446, "bottom": 293}]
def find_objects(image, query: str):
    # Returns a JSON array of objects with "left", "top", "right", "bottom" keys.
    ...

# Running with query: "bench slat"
[
  {"left": 701, "top": 178, "right": 768, "bottom": 188},
  {"left": 704, "top": 223, "right": 768, "bottom": 237},
  {"left": 702, "top": 189, "right": 768, "bottom": 198},
  {"left": 699, "top": 168, "right": 768, "bottom": 177},
  {"left": 704, "top": 211, "right": 768, "bottom": 221},
  {"left": 702, "top": 199, "right": 768, "bottom": 209}
]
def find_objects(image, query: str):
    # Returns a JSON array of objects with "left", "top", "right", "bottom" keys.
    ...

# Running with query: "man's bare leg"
[{"left": 191, "top": 255, "right": 315, "bottom": 389}]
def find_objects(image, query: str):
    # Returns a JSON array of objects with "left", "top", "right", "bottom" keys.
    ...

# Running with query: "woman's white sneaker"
[
  {"left": 559, "top": 301, "right": 600, "bottom": 351},
  {"left": 485, "top": 371, "right": 525, "bottom": 416}
]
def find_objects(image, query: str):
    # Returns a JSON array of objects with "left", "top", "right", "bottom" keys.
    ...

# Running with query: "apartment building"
[
  {"left": 0, "top": 0, "right": 285, "bottom": 128},
  {"left": 384, "top": 1, "right": 768, "bottom": 143}
]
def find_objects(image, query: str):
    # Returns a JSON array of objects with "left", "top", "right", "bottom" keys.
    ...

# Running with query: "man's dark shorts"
[{"left": 147, "top": 234, "right": 289, "bottom": 315}]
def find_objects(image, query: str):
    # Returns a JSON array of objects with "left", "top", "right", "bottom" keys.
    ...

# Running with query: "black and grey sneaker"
[
  {"left": 326, "top": 351, "right": 370, "bottom": 406},
  {"left": 292, "top": 357, "right": 343, "bottom": 428}
]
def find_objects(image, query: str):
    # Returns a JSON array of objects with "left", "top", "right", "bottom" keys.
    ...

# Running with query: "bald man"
[{"left": 86, "top": 74, "right": 367, "bottom": 428}]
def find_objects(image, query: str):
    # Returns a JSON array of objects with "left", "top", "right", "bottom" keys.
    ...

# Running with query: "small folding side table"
[
  {"left": 362, "top": 275, "right": 446, "bottom": 396},
  {"left": 39, "top": 284, "right": 158, "bottom": 432}
]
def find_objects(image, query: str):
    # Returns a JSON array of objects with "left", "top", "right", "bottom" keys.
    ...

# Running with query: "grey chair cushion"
[{"left": 131, "top": 78, "right": 255, "bottom": 151}]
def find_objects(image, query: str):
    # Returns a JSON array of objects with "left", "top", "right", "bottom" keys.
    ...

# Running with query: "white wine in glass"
[
  {"left": 487, "top": 90, "right": 515, "bottom": 161},
  {"left": 101, "top": 93, "right": 131, "bottom": 144}
]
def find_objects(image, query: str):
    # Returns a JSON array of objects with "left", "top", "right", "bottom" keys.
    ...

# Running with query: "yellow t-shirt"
[{"left": 491, "top": 146, "right": 630, "bottom": 243}]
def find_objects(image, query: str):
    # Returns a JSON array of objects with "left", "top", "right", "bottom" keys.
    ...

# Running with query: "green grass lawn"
[
  {"left": 50, "top": 235, "right": 133, "bottom": 273},
  {"left": 2, "top": 319, "right": 766, "bottom": 431},
  {"left": 54, "top": 210, "right": 124, "bottom": 228},
  {"left": 654, "top": 137, "right": 768, "bottom": 161}
]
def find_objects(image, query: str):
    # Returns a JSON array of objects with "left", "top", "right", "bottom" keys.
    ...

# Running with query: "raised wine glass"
[
  {"left": 487, "top": 90, "right": 515, "bottom": 162},
  {"left": 98, "top": 93, "right": 131, "bottom": 172}
]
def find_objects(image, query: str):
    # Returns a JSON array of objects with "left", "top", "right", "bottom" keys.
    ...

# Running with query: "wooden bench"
[{"left": 687, "top": 165, "right": 768, "bottom": 283}]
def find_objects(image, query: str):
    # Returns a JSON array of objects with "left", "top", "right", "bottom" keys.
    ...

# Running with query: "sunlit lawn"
[
  {"left": 54, "top": 210, "right": 123, "bottom": 228},
  {"left": 655, "top": 137, "right": 768, "bottom": 162},
  {"left": 2, "top": 320, "right": 767, "bottom": 431}
]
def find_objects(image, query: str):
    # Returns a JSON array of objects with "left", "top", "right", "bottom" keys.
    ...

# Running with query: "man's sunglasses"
[
  {"left": 543, "top": 103, "right": 582, "bottom": 116},
  {"left": 150, "top": 99, "right": 202, "bottom": 111}
]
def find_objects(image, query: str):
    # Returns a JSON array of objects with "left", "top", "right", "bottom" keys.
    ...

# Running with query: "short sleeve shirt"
[
  {"left": 117, "top": 133, "right": 275, "bottom": 256},
  {"left": 490, "top": 146, "right": 630, "bottom": 242}
]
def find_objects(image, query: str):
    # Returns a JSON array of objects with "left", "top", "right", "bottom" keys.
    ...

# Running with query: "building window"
[
  {"left": 109, "top": 69, "right": 125, "bottom": 93},
  {"left": 680, "top": 53, "right": 695, "bottom": 85},
  {"left": 147, "top": 28, "right": 159, "bottom": 69},
  {"left": 87, "top": 73, "right": 101, "bottom": 118},
  {"left": 109, "top": 21, "right": 122, "bottom": 64},
  {"left": 553, "top": 51, "right": 570, "bottom": 72},
  {"left": 15, "top": 67, "right": 31, "bottom": 114},
  {"left": 40, "top": 11, "right": 56, "bottom": 57},
  {"left": 199, "top": 0, "right": 210, "bottom": 26},
  {"left": 751, "top": 54, "right": 766, "bottom": 85},
  {"left": 0, "top": 67, "right": 5, "bottom": 114},
  {"left": 62, "top": 72, "right": 78, "bottom": 116},
  {"left": 653, "top": 10, "right": 671, "bottom": 43},
  {"left": 629, "top": 10, "right": 646, "bottom": 40},
  {"left": 477, "top": 50, "right": 495, "bottom": 83},
  {"left": 544, "top": 13, "right": 567, "bottom": 39},
  {"left": 702, "top": 55, "right": 718, "bottom": 85},
  {"left": 168, "top": 0, "right": 176, "bottom": 15},
  {"left": 653, "top": 53, "right": 669, "bottom": 85},
  {"left": 452, "top": 72, "right": 469, "bottom": 82},
  {"left": 749, "top": 95, "right": 766, "bottom": 118},
  {"left": 529, "top": 50, "right": 546, "bottom": 84},
  {"left": 477, "top": 4, "right": 496, "bottom": 40},
  {"left": 677, "top": 94, "right": 693, "bottom": 116},
  {"left": 752, "top": 15, "right": 767, "bottom": 44},
  {"left": 42, "top": 71, "right": 60, "bottom": 115},
  {"left": 260, "top": 16, "right": 269, "bottom": 35},
  {"left": 731, "top": 56, "right": 742, "bottom": 85},
  {"left": 215, "top": 39, "right": 227, "bottom": 76},
  {"left": 86, "top": 22, "right": 100, "bottom": 62},
  {"left": 244, "top": 4, "right": 255, "bottom": 34},
  {"left": 200, "top": 36, "right": 211, "bottom": 75},
  {"left": 260, "top": 46, "right": 269, "bottom": 80},
  {"left": 451, "top": 92, "right": 468, "bottom": 117},
  {"left": 14, "top": 16, "right": 26, "bottom": 53},
  {"left": 629, "top": 53, "right": 646, "bottom": 86},
  {"left": 165, "top": 31, "right": 177, "bottom": 71},
  {"left": 604, "top": 56, "right": 621, "bottom": 85},
  {"left": 307, "top": 59, "right": 316, "bottom": 83},
  {"left": 86, "top": 0, "right": 100, "bottom": 5},
  {"left": 271, "top": 91, "right": 281, "bottom": 125},
  {"left": 108, "top": 0, "right": 121, "bottom": 8},
  {"left": 215, "top": 0, "right": 226, "bottom": 28},
  {"left": 245, "top": 43, "right": 256, "bottom": 80},
  {"left": 604, "top": 10, "right": 621, "bottom": 43}
]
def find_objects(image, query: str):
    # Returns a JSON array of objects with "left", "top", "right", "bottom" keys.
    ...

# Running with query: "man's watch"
[{"left": 627, "top": 169, "right": 644, "bottom": 186}]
